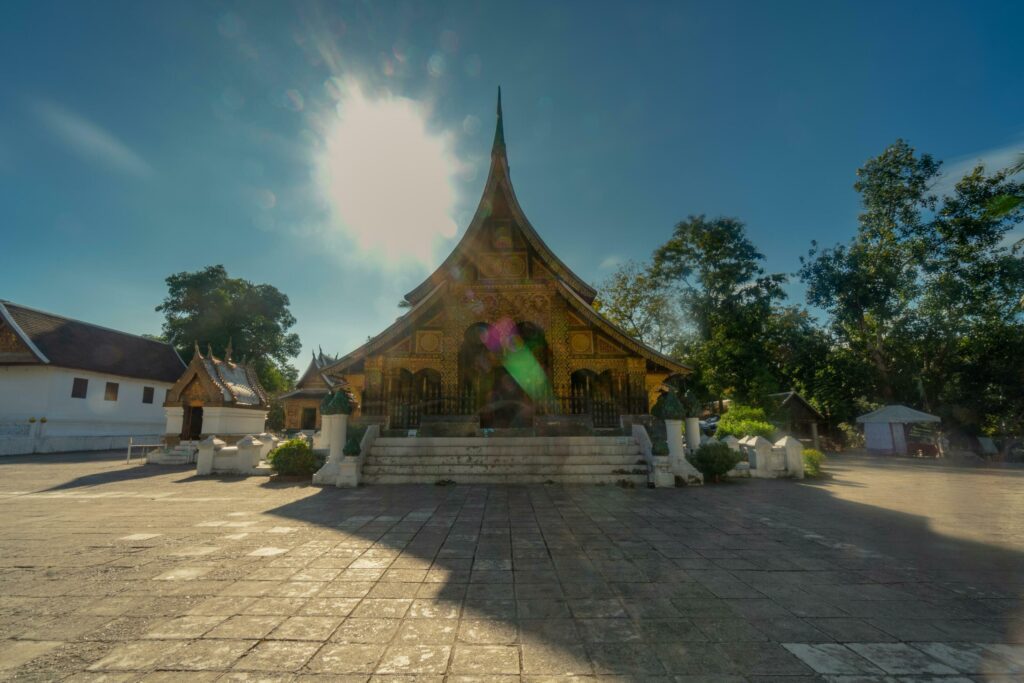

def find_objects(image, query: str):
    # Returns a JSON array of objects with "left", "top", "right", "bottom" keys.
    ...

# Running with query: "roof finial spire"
[
  {"left": 492, "top": 86, "right": 505, "bottom": 155},
  {"left": 207, "top": 342, "right": 215, "bottom": 360},
  {"left": 225, "top": 337, "right": 233, "bottom": 363}
]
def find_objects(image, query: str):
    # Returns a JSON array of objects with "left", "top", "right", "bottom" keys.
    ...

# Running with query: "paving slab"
[{"left": 2, "top": 451, "right": 1024, "bottom": 680}]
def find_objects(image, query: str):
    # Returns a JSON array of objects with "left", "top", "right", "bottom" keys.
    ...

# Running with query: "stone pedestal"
[
  {"left": 651, "top": 455, "right": 675, "bottom": 488},
  {"left": 666, "top": 419, "right": 703, "bottom": 485},
  {"left": 236, "top": 436, "right": 263, "bottom": 473},
  {"left": 337, "top": 456, "right": 361, "bottom": 487},
  {"left": 684, "top": 417, "right": 702, "bottom": 453},
  {"left": 776, "top": 435, "right": 805, "bottom": 479},
  {"left": 196, "top": 436, "right": 225, "bottom": 475},
  {"left": 313, "top": 414, "right": 348, "bottom": 485}
]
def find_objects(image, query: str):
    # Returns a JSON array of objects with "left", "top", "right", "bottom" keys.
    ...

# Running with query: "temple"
[
  {"left": 283, "top": 90, "right": 689, "bottom": 434},
  {"left": 163, "top": 342, "right": 269, "bottom": 445}
]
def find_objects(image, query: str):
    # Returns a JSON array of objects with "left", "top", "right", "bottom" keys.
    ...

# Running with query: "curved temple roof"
[
  {"left": 321, "top": 90, "right": 690, "bottom": 379},
  {"left": 403, "top": 88, "right": 597, "bottom": 307}
]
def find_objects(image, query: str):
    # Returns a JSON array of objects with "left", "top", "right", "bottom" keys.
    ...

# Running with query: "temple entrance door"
[
  {"left": 181, "top": 404, "right": 203, "bottom": 440},
  {"left": 482, "top": 366, "right": 532, "bottom": 428},
  {"left": 459, "top": 321, "right": 551, "bottom": 429}
]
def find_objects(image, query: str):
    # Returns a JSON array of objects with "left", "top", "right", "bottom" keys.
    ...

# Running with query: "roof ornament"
[
  {"left": 492, "top": 85, "right": 506, "bottom": 157},
  {"left": 207, "top": 343, "right": 215, "bottom": 360},
  {"left": 225, "top": 337, "right": 233, "bottom": 363},
  {"left": 193, "top": 340, "right": 202, "bottom": 359}
]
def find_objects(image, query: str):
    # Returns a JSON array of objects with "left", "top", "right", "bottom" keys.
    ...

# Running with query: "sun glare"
[{"left": 314, "top": 80, "right": 460, "bottom": 266}]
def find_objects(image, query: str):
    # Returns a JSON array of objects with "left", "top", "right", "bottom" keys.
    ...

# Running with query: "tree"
[
  {"left": 651, "top": 215, "right": 788, "bottom": 403},
  {"left": 801, "top": 140, "right": 1024, "bottom": 434},
  {"left": 156, "top": 265, "right": 301, "bottom": 393},
  {"left": 593, "top": 260, "right": 681, "bottom": 355}
]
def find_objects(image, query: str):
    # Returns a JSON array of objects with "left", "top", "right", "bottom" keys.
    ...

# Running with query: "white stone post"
[
  {"left": 196, "top": 436, "right": 224, "bottom": 475},
  {"left": 776, "top": 435, "right": 805, "bottom": 479},
  {"left": 665, "top": 418, "right": 703, "bottom": 485},
  {"left": 312, "top": 413, "right": 348, "bottom": 485},
  {"left": 236, "top": 435, "right": 263, "bottom": 473},
  {"left": 684, "top": 417, "right": 702, "bottom": 453},
  {"left": 665, "top": 419, "right": 685, "bottom": 462},
  {"left": 721, "top": 435, "right": 741, "bottom": 451},
  {"left": 749, "top": 436, "right": 775, "bottom": 477},
  {"left": 318, "top": 413, "right": 334, "bottom": 452}
]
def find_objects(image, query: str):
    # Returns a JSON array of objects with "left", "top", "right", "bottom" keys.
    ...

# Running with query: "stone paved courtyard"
[{"left": 1, "top": 453, "right": 1023, "bottom": 681}]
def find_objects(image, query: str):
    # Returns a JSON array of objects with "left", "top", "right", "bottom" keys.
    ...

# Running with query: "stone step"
[
  {"left": 372, "top": 436, "right": 635, "bottom": 447},
  {"left": 369, "top": 445, "right": 641, "bottom": 457},
  {"left": 366, "top": 454, "right": 644, "bottom": 466},
  {"left": 363, "top": 463, "right": 648, "bottom": 476},
  {"left": 361, "top": 472, "right": 650, "bottom": 485}
]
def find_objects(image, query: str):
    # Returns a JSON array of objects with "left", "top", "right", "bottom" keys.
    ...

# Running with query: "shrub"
[
  {"left": 320, "top": 386, "right": 358, "bottom": 415},
  {"left": 342, "top": 435, "right": 362, "bottom": 456},
  {"left": 651, "top": 440, "right": 669, "bottom": 456},
  {"left": 838, "top": 422, "right": 864, "bottom": 449},
  {"left": 716, "top": 404, "right": 775, "bottom": 439},
  {"left": 686, "top": 442, "right": 743, "bottom": 481},
  {"left": 803, "top": 448, "right": 825, "bottom": 477},
  {"left": 651, "top": 390, "right": 686, "bottom": 420},
  {"left": 267, "top": 438, "right": 322, "bottom": 476}
]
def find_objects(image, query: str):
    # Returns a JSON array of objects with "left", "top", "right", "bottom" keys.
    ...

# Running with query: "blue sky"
[{"left": 2, "top": 0, "right": 1022, "bottom": 372}]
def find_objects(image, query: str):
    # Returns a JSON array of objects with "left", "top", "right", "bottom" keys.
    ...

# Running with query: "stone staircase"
[
  {"left": 361, "top": 436, "right": 649, "bottom": 485},
  {"left": 146, "top": 443, "right": 196, "bottom": 466}
]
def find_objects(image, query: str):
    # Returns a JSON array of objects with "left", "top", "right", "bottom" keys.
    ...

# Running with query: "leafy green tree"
[
  {"left": 801, "top": 140, "right": 1024, "bottom": 434},
  {"left": 156, "top": 265, "right": 301, "bottom": 394},
  {"left": 651, "top": 215, "right": 787, "bottom": 403},
  {"left": 593, "top": 260, "right": 681, "bottom": 355}
]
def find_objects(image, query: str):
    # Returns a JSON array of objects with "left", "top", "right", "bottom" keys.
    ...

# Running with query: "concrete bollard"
[
  {"left": 775, "top": 435, "right": 805, "bottom": 479},
  {"left": 721, "top": 435, "right": 741, "bottom": 451},
  {"left": 236, "top": 435, "right": 263, "bottom": 473},
  {"left": 196, "top": 435, "right": 225, "bottom": 475},
  {"left": 748, "top": 436, "right": 775, "bottom": 476}
]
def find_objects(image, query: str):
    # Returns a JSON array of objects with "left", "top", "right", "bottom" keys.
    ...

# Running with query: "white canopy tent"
[{"left": 856, "top": 405, "right": 940, "bottom": 454}]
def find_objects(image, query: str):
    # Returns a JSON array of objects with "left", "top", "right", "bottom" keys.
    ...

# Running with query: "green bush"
[
  {"left": 802, "top": 448, "right": 825, "bottom": 477},
  {"left": 267, "top": 438, "right": 322, "bottom": 476},
  {"left": 651, "top": 440, "right": 669, "bottom": 456},
  {"left": 717, "top": 404, "right": 775, "bottom": 439},
  {"left": 342, "top": 435, "right": 362, "bottom": 456},
  {"left": 838, "top": 422, "right": 864, "bottom": 449},
  {"left": 651, "top": 390, "right": 686, "bottom": 420},
  {"left": 686, "top": 442, "right": 743, "bottom": 481}
]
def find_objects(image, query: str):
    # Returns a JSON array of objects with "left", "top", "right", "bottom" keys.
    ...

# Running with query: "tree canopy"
[
  {"left": 597, "top": 141, "right": 1024, "bottom": 439},
  {"left": 156, "top": 265, "right": 301, "bottom": 393}
]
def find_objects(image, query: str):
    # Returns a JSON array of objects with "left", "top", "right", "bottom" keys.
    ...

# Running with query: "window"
[
  {"left": 71, "top": 377, "right": 88, "bottom": 399},
  {"left": 142, "top": 386, "right": 155, "bottom": 404},
  {"left": 104, "top": 382, "right": 119, "bottom": 401}
]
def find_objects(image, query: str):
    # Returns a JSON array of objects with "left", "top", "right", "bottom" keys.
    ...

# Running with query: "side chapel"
[{"left": 282, "top": 91, "right": 689, "bottom": 433}]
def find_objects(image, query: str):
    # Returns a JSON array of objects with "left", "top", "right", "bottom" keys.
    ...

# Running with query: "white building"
[{"left": 0, "top": 300, "right": 185, "bottom": 456}]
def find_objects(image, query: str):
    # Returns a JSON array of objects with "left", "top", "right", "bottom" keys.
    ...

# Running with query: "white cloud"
[
  {"left": 311, "top": 78, "right": 461, "bottom": 267},
  {"left": 30, "top": 99, "right": 153, "bottom": 177},
  {"left": 599, "top": 255, "right": 623, "bottom": 270},
  {"left": 935, "top": 137, "right": 1024, "bottom": 195}
]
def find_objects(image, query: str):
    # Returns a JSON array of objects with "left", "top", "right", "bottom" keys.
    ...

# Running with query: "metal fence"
[{"left": 363, "top": 387, "right": 646, "bottom": 430}]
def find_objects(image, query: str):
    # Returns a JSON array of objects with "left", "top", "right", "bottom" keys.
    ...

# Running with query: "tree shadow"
[
  {"left": 246, "top": 463, "right": 1024, "bottom": 679},
  {"left": 13, "top": 458, "right": 194, "bottom": 492}
]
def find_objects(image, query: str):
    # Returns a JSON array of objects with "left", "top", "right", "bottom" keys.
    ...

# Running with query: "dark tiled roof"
[
  {"left": 279, "top": 387, "right": 331, "bottom": 400},
  {"left": 0, "top": 300, "right": 185, "bottom": 383}
]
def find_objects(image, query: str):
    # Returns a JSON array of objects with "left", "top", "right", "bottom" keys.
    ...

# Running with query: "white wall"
[
  {"left": 0, "top": 365, "right": 174, "bottom": 454},
  {"left": 202, "top": 407, "right": 267, "bottom": 436}
]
